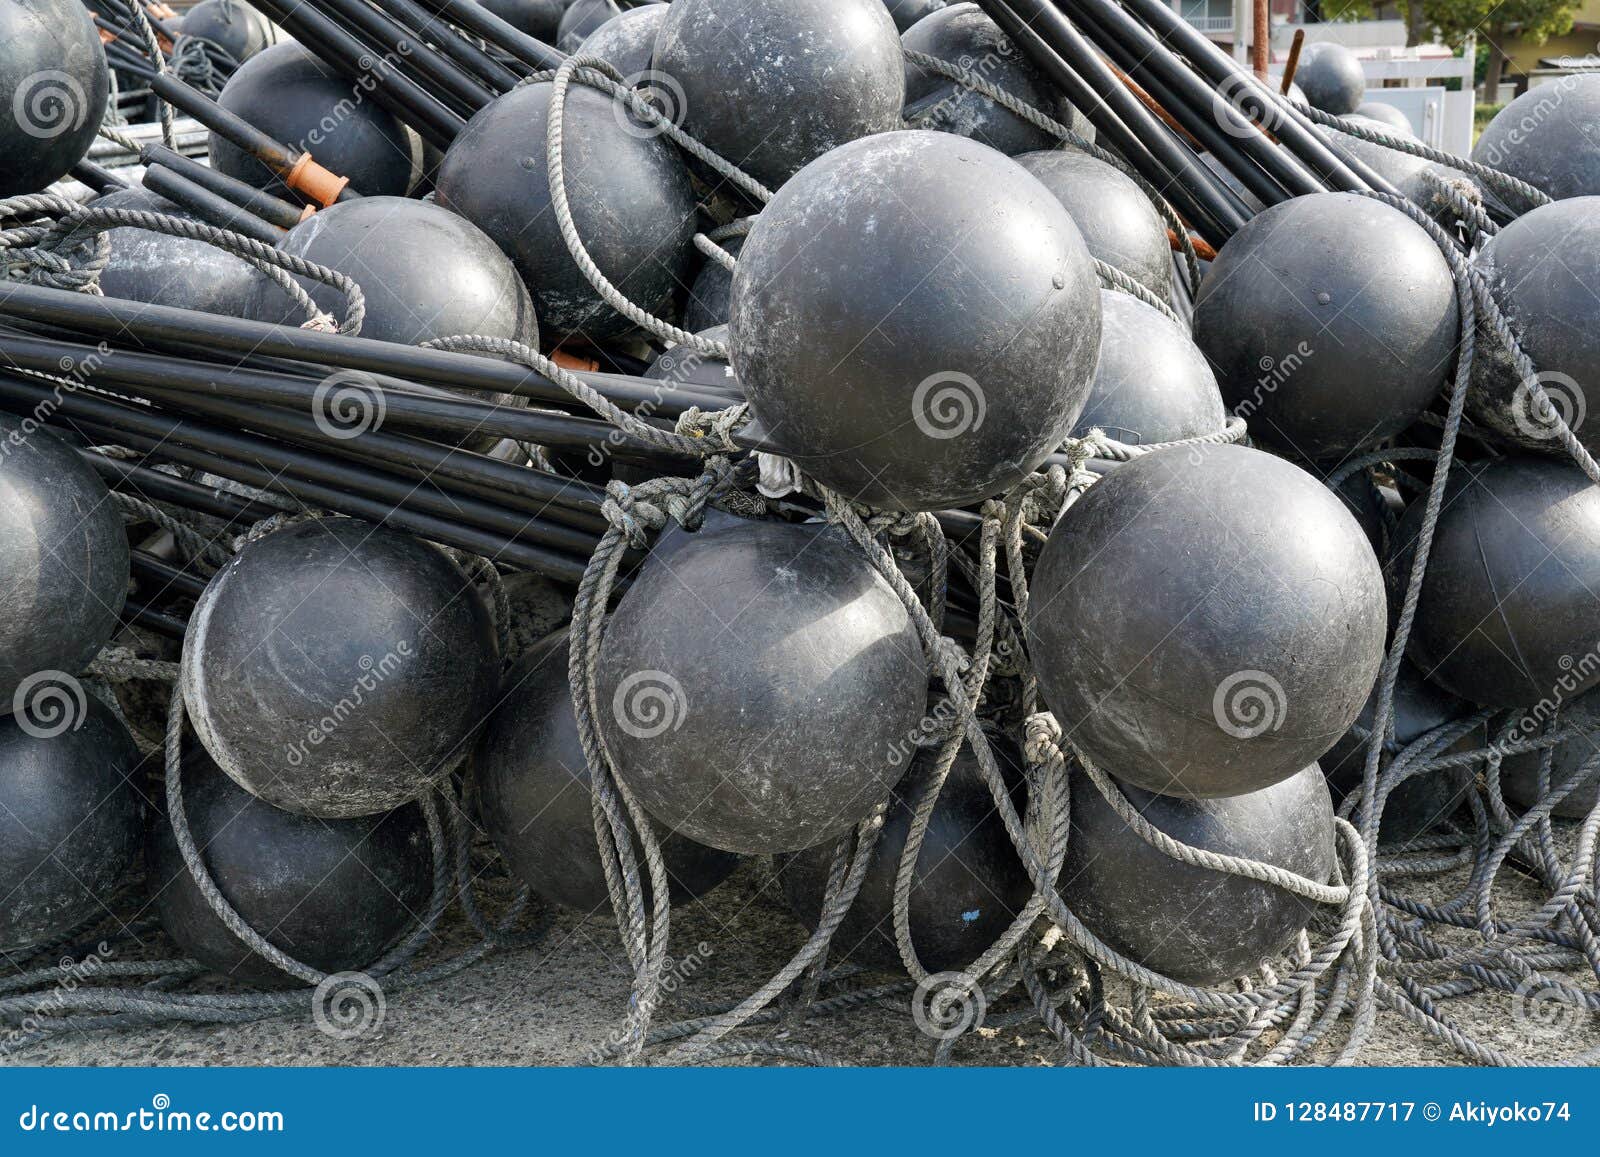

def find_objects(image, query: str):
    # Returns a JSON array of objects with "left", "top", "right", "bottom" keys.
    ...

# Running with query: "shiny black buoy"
[
  {"left": 149, "top": 746, "right": 432, "bottom": 987},
  {"left": 1061, "top": 763, "right": 1336, "bottom": 986},
  {"left": 436, "top": 80, "right": 697, "bottom": 344},
  {"left": 653, "top": 0, "right": 905, "bottom": 189},
  {"left": 1295, "top": 42, "right": 1364, "bottom": 116},
  {"left": 903, "top": 4, "right": 1091, "bottom": 156},
  {"left": 597, "top": 515, "right": 929, "bottom": 854},
  {"left": 181, "top": 517, "right": 499, "bottom": 818},
  {"left": 1015, "top": 148, "right": 1170, "bottom": 294},
  {"left": 0, "top": 697, "right": 143, "bottom": 952},
  {"left": 1195, "top": 192, "right": 1457, "bottom": 462},
  {"left": 181, "top": 0, "right": 279, "bottom": 64},
  {"left": 210, "top": 41, "right": 423, "bottom": 198},
  {"left": 1389, "top": 457, "right": 1600, "bottom": 709},
  {"left": 88, "top": 186, "right": 266, "bottom": 318},
  {"left": 575, "top": 2, "right": 667, "bottom": 76},
  {"left": 1071, "top": 290, "right": 1224, "bottom": 444},
  {"left": 0, "top": 0, "right": 108, "bottom": 196},
  {"left": 777, "top": 741, "right": 1030, "bottom": 974},
  {"left": 473, "top": 630, "right": 740, "bottom": 913},
  {"left": 0, "top": 416, "right": 129, "bottom": 706},
  {"left": 731, "top": 130, "right": 1101, "bottom": 511},
  {"left": 1027, "top": 444, "right": 1387, "bottom": 799},
  {"left": 1472, "top": 75, "right": 1600, "bottom": 200}
]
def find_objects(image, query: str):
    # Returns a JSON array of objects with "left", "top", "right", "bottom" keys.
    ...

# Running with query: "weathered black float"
[
  {"left": 0, "top": 698, "right": 143, "bottom": 952},
  {"left": 1472, "top": 75, "right": 1600, "bottom": 200},
  {"left": 1014, "top": 147, "right": 1171, "bottom": 295},
  {"left": 473, "top": 630, "right": 741, "bottom": 912},
  {"left": 1027, "top": 444, "right": 1387, "bottom": 798},
  {"left": 0, "top": 0, "right": 109, "bottom": 196},
  {"left": 180, "top": 517, "right": 499, "bottom": 818},
  {"left": 1294, "top": 42, "right": 1365, "bottom": 116},
  {"left": 731, "top": 130, "right": 1101, "bottom": 511},
  {"left": 1071, "top": 290, "right": 1224, "bottom": 444},
  {"left": 149, "top": 746, "right": 432, "bottom": 987}
]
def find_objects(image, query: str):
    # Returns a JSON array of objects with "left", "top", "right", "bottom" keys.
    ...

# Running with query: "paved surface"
[{"left": 7, "top": 844, "right": 1599, "bottom": 1068}]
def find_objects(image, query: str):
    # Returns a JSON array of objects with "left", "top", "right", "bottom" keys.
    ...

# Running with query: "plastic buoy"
[
  {"left": 682, "top": 236, "right": 742, "bottom": 334},
  {"left": 1319, "top": 663, "right": 1478, "bottom": 845},
  {"left": 1469, "top": 197, "right": 1600, "bottom": 457},
  {"left": 902, "top": 4, "right": 1092, "bottom": 156},
  {"left": 731, "top": 130, "right": 1101, "bottom": 511},
  {"left": 0, "top": 698, "right": 143, "bottom": 952},
  {"left": 653, "top": 0, "right": 905, "bottom": 188},
  {"left": 1501, "top": 688, "right": 1600, "bottom": 819},
  {"left": 1028, "top": 443, "right": 1387, "bottom": 799},
  {"left": 1015, "top": 148, "right": 1170, "bottom": 294},
  {"left": 1390, "top": 457, "right": 1600, "bottom": 709},
  {"left": 0, "top": 0, "right": 108, "bottom": 196},
  {"left": 886, "top": 0, "right": 949, "bottom": 31},
  {"left": 181, "top": 517, "right": 499, "bottom": 818},
  {"left": 1194, "top": 192, "right": 1458, "bottom": 462},
  {"left": 473, "top": 630, "right": 740, "bottom": 912},
  {"left": 181, "top": 0, "right": 279, "bottom": 64},
  {"left": 210, "top": 42, "right": 423, "bottom": 198},
  {"left": 1472, "top": 75, "right": 1600, "bottom": 200},
  {"left": 776, "top": 741, "right": 1030, "bottom": 974},
  {"left": 1296, "top": 42, "right": 1365, "bottom": 116},
  {"left": 149, "top": 746, "right": 431, "bottom": 987},
  {"left": 596, "top": 515, "right": 929, "bottom": 854},
  {"left": 436, "top": 80, "right": 697, "bottom": 344},
  {"left": 88, "top": 187, "right": 267, "bottom": 318},
  {"left": 577, "top": 3, "right": 666, "bottom": 76},
  {"left": 1353, "top": 101, "right": 1412, "bottom": 135},
  {"left": 248, "top": 195, "right": 539, "bottom": 346},
  {"left": 0, "top": 416, "right": 128, "bottom": 707},
  {"left": 1071, "top": 290, "right": 1224, "bottom": 445},
  {"left": 1060, "top": 763, "right": 1335, "bottom": 986}
]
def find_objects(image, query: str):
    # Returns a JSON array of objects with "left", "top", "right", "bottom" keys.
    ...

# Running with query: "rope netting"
[{"left": 1, "top": 49, "right": 1597, "bottom": 1070}]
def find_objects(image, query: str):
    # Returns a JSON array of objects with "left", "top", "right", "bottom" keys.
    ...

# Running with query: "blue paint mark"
[{"left": 961, "top": 909, "right": 981, "bottom": 923}]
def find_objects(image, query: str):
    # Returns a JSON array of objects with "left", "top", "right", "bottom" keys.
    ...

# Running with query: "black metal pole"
[
  {"left": 142, "top": 144, "right": 308, "bottom": 230},
  {"left": 373, "top": 0, "right": 525, "bottom": 92},
  {"left": 140, "top": 165, "right": 287, "bottom": 244}
]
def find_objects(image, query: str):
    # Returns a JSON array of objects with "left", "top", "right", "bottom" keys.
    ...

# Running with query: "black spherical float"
[
  {"left": 1468, "top": 197, "right": 1600, "bottom": 456},
  {"left": 181, "top": 0, "right": 278, "bottom": 64},
  {"left": 0, "top": 415, "right": 128, "bottom": 707},
  {"left": 731, "top": 131, "right": 1102, "bottom": 511},
  {"left": 0, "top": 0, "right": 108, "bottom": 196},
  {"left": 886, "top": 0, "right": 949, "bottom": 31},
  {"left": 596, "top": 515, "right": 929, "bottom": 855},
  {"left": 1502, "top": 688, "right": 1600, "bottom": 819},
  {"left": 557, "top": 0, "right": 622, "bottom": 51},
  {"left": 1472, "top": 75, "right": 1600, "bottom": 201},
  {"left": 0, "top": 697, "right": 143, "bottom": 952},
  {"left": 576, "top": 2, "right": 667, "bottom": 77},
  {"left": 90, "top": 187, "right": 267, "bottom": 317},
  {"left": 1027, "top": 443, "right": 1387, "bottom": 799},
  {"left": 474, "top": 630, "right": 740, "bottom": 912},
  {"left": 210, "top": 42, "right": 423, "bottom": 198},
  {"left": 682, "top": 235, "right": 743, "bottom": 334},
  {"left": 181, "top": 517, "right": 499, "bottom": 818},
  {"left": 644, "top": 325, "right": 741, "bottom": 397},
  {"left": 776, "top": 741, "right": 1030, "bottom": 975},
  {"left": 1194, "top": 192, "right": 1458, "bottom": 462},
  {"left": 1319, "top": 662, "right": 1478, "bottom": 845},
  {"left": 653, "top": 0, "right": 905, "bottom": 189},
  {"left": 1296, "top": 42, "right": 1365, "bottom": 116},
  {"left": 1389, "top": 457, "right": 1600, "bottom": 708},
  {"left": 149, "top": 746, "right": 431, "bottom": 987},
  {"left": 902, "top": 4, "right": 1092, "bottom": 157},
  {"left": 247, "top": 195, "right": 539, "bottom": 346},
  {"left": 1060, "top": 763, "right": 1336, "bottom": 986},
  {"left": 1015, "top": 148, "right": 1170, "bottom": 295},
  {"left": 477, "top": 0, "right": 567, "bottom": 41},
  {"left": 437, "top": 80, "right": 697, "bottom": 344},
  {"left": 1071, "top": 290, "right": 1224, "bottom": 445}
]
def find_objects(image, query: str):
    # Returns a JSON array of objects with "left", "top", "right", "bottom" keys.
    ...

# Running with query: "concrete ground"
[{"left": 7, "top": 845, "right": 1599, "bottom": 1068}]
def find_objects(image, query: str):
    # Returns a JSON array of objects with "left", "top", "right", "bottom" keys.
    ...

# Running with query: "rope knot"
[
  {"left": 1024, "top": 712, "right": 1063, "bottom": 765},
  {"left": 673, "top": 402, "right": 749, "bottom": 453}
]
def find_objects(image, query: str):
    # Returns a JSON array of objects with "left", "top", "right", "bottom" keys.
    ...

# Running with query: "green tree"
[{"left": 1410, "top": 0, "right": 1578, "bottom": 91}]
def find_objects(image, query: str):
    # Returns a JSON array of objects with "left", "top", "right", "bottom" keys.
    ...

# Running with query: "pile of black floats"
[{"left": 1, "top": 0, "right": 1598, "bottom": 1068}]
